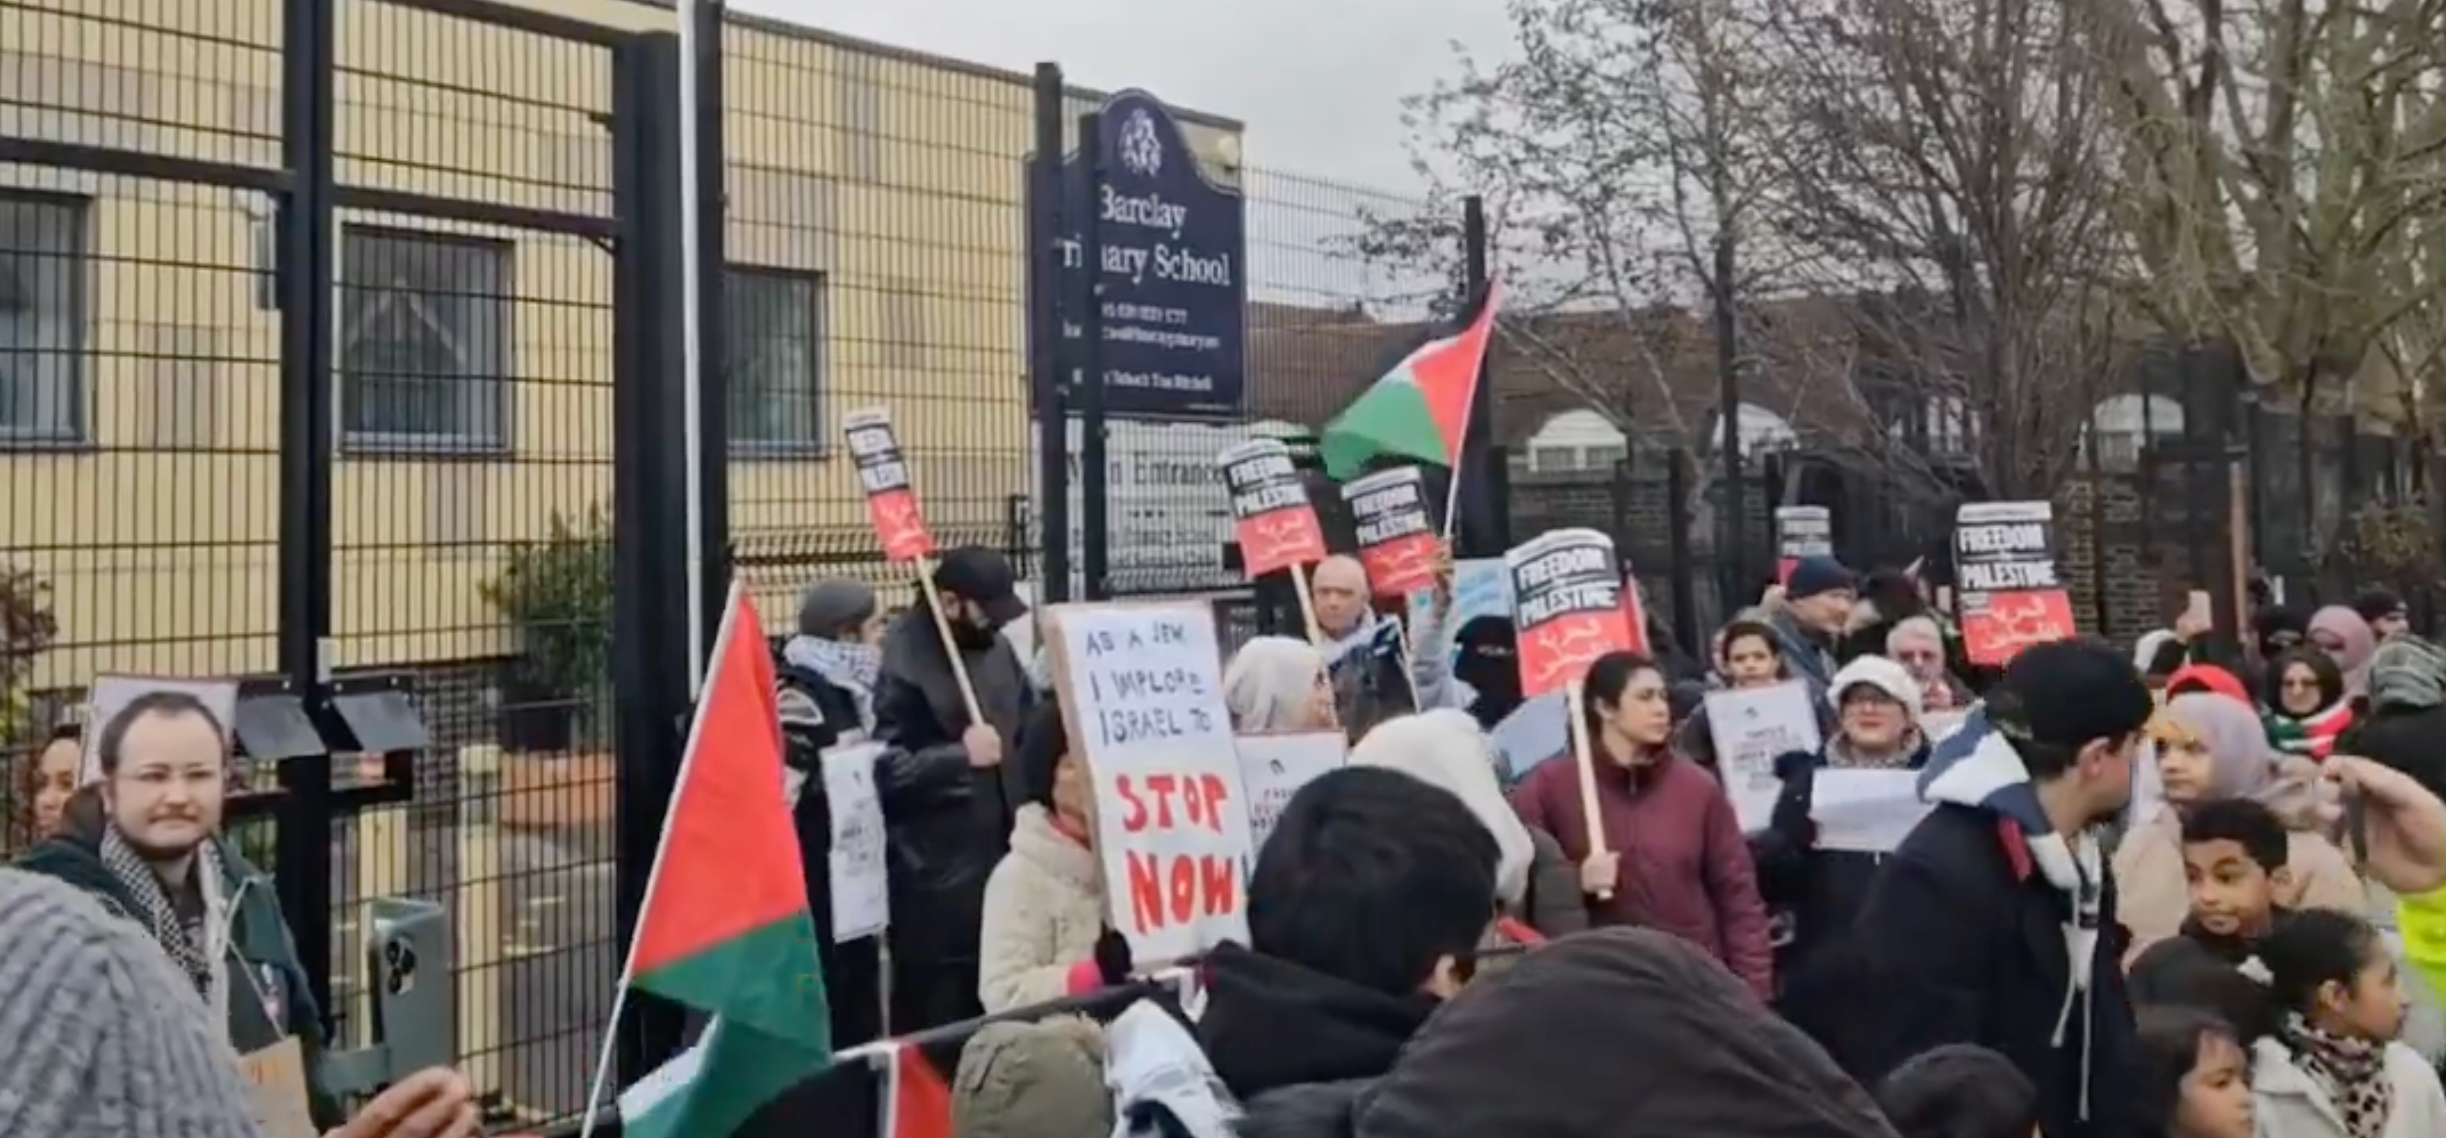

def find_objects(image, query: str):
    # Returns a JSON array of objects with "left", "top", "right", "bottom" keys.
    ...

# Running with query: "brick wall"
[{"left": 2054, "top": 475, "right": 2162, "bottom": 641}]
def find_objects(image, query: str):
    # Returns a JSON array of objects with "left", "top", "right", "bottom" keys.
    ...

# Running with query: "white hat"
[{"left": 1829, "top": 655, "right": 1923, "bottom": 723}]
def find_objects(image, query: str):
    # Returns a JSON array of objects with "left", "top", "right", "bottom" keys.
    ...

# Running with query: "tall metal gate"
[{"left": 0, "top": 0, "right": 707, "bottom": 1122}]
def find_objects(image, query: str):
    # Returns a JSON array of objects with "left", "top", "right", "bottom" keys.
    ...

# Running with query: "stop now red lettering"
[{"left": 1113, "top": 771, "right": 1232, "bottom": 835}]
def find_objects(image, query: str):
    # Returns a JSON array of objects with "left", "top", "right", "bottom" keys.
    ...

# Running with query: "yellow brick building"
[{"left": 0, "top": 0, "right": 1243, "bottom": 691}]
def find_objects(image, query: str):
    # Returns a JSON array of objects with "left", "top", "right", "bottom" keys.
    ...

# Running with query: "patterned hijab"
[{"left": 2369, "top": 635, "right": 2446, "bottom": 712}]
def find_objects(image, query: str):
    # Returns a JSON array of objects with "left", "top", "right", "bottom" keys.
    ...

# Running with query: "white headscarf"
[
  {"left": 1348, "top": 709, "right": 1536, "bottom": 909},
  {"left": 1223, "top": 637, "right": 1328, "bottom": 732}
]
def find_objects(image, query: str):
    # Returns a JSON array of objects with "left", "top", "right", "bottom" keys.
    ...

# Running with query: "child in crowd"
[
  {"left": 2177, "top": 798, "right": 2298, "bottom": 961},
  {"left": 2248, "top": 909, "right": 2446, "bottom": 1137},
  {"left": 1871, "top": 1043, "right": 2039, "bottom": 1138},
  {"left": 2133, "top": 1007, "right": 2254, "bottom": 1138}
]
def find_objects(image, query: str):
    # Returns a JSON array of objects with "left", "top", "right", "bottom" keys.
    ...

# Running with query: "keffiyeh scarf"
[
  {"left": 100, "top": 827, "right": 222, "bottom": 1005},
  {"left": 783, "top": 635, "right": 880, "bottom": 731}
]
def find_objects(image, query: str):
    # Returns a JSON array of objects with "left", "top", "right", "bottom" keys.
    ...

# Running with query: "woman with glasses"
[{"left": 2265, "top": 648, "right": 2354, "bottom": 762}]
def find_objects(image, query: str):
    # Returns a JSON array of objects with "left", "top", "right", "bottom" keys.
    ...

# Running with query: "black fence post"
[
  {"left": 1074, "top": 110, "right": 1109, "bottom": 601},
  {"left": 610, "top": 28, "right": 692, "bottom": 1089},
  {"left": 692, "top": 0, "right": 731, "bottom": 645},
  {"left": 1667, "top": 448, "right": 1700, "bottom": 653},
  {"left": 1029, "top": 62, "right": 1070, "bottom": 604},
  {"left": 274, "top": 0, "right": 340, "bottom": 1017},
  {"left": 1460, "top": 196, "right": 1503, "bottom": 557}
]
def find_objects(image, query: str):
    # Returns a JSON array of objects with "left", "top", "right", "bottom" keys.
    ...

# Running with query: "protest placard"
[
  {"left": 1953, "top": 500, "right": 2074, "bottom": 665},
  {"left": 1046, "top": 602, "right": 1253, "bottom": 961},
  {"left": 1702, "top": 680, "right": 1824, "bottom": 830},
  {"left": 79, "top": 675, "right": 240, "bottom": 785},
  {"left": 1341, "top": 466, "right": 1441, "bottom": 597},
  {"left": 1235, "top": 732, "right": 1347, "bottom": 852},
  {"left": 844, "top": 407, "right": 936, "bottom": 563},
  {"left": 1810, "top": 769, "right": 1934, "bottom": 853},
  {"left": 1506, "top": 529, "right": 1633, "bottom": 701},
  {"left": 1775, "top": 506, "right": 1833, "bottom": 585},
  {"left": 1218, "top": 438, "right": 1329, "bottom": 579},
  {"left": 237, "top": 1036, "right": 320, "bottom": 1138},
  {"left": 822, "top": 741, "right": 890, "bottom": 942}
]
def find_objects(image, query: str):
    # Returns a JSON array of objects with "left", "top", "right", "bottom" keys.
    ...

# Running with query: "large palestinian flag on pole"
[
  {"left": 1320, "top": 279, "right": 1505, "bottom": 479},
  {"left": 614, "top": 583, "right": 831, "bottom": 1138}
]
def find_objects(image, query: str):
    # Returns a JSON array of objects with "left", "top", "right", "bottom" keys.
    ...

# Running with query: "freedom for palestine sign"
[{"left": 1032, "top": 89, "right": 1249, "bottom": 421}]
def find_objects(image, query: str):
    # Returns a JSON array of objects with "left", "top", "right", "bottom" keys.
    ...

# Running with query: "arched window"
[
  {"left": 2077, "top": 394, "right": 2185, "bottom": 471},
  {"left": 1705, "top": 402, "right": 1799, "bottom": 455},
  {"left": 1523, "top": 409, "right": 1630, "bottom": 473}
]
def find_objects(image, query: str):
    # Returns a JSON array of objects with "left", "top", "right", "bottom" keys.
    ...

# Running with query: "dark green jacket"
[{"left": 14, "top": 818, "right": 342, "bottom": 1128}]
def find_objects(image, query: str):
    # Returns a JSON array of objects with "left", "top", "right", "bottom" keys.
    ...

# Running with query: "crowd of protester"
[{"left": 19, "top": 540, "right": 2446, "bottom": 1138}]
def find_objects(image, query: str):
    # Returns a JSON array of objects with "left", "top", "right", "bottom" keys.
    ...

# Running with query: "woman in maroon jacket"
[{"left": 1511, "top": 651, "right": 1775, "bottom": 998}]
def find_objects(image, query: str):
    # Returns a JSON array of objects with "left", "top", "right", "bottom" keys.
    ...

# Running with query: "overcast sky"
[{"left": 734, "top": 0, "right": 1513, "bottom": 192}]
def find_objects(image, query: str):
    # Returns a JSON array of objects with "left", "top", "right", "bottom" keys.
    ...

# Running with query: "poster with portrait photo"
[{"left": 78, "top": 675, "right": 240, "bottom": 785}]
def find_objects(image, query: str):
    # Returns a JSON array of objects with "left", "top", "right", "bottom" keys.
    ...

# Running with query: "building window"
[
  {"left": 2079, "top": 393, "right": 2185, "bottom": 472},
  {"left": 725, "top": 267, "right": 824, "bottom": 454},
  {"left": 339, "top": 228, "right": 511, "bottom": 453},
  {"left": 0, "top": 193, "right": 90, "bottom": 443}
]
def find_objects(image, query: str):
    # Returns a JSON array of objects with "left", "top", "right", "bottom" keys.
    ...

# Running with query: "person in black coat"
[
  {"left": 773, "top": 578, "right": 890, "bottom": 1048},
  {"left": 872, "top": 547, "right": 1037, "bottom": 1032},
  {"left": 1751, "top": 654, "right": 1932, "bottom": 1070},
  {"left": 1849, "top": 640, "right": 2156, "bottom": 1138}
]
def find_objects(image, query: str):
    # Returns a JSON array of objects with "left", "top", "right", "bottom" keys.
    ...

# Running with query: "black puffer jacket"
[
  {"left": 1196, "top": 941, "right": 1440, "bottom": 1104},
  {"left": 1749, "top": 741, "right": 1930, "bottom": 1073},
  {"left": 1352, "top": 928, "right": 1900, "bottom": 1138}
]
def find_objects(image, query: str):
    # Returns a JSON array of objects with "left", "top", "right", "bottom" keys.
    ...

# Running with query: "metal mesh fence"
[
  {"left": 722, "top": 26, "right": 1033, "bottom": 626},
  {"left": 324, "top": 2, "right": 623, "bottom": 1124},
  {"left": 2, "top": 0, "right": 290, "bottom": 848}
]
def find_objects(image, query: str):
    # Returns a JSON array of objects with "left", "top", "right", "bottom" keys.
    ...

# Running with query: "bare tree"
[
  {"left": 1763, "top": 0, "right": 2137, "bottom": 500},
  {"left": 2089, "top": 0, "right": 2446, "bottom": 552},
  {"left": 1356, "top": 0, "right": 1841, "bottom": 551}
]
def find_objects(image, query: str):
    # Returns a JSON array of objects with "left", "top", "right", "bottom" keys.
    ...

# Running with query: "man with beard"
[
  {"left": 1849, "top": 639, "right": 2155, "bottom": 1138},
  {"left": 874, "top": 546, "right": 1034, "bottom": 1031},
  {"left": 15, "top": 690, "right": 347, "bottom": 1128}
]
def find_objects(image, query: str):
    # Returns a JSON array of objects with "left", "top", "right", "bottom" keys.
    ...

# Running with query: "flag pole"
[
  {"left": 677, "top": 0, "right": 709, "bottom": 699},
  {"left": 579, "top": 578, "right": 747, "bottom": 1138}
]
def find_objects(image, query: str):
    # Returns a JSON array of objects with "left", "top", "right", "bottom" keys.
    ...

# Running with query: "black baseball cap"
[
  {"left": 1992, "top": 639, "right": 2153, "bottom": 749},
  {"left": 933, "top": 546, "right": 1028, "bottom": 627}
]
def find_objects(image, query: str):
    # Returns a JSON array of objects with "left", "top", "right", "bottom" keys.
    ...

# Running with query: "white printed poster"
[
  {"left": 1047, "top": 602, "right": 1254, "bottom": 962},
  {"left": 1235, "top": 732, "right": 1347, "bottom": 852},
  {"left": 80, "top": 674, "right": 241, "bottom": 785},
  {"left": 1703, "top": 680, "right": 1824, "bottom": 830},
  {"left": 1810, "top": 769, "right": 1934, "bottom": 853},
  {"left": 822, "top": 741, "right": 890, "bottom": 942}
]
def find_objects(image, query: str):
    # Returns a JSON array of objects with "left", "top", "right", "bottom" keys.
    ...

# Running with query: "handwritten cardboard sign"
[
  {"left": 844, "top": 407, "right": 936, "bottom": 563},
  {"left": 1506, "top": 529, "right": 1634, "bottom": 700},
  {"left": 237, "top": 1036, "right": 320, "bottom": 1138},
  {"left": 822, "top": 741, "right": 890, "bottom": 942},
  {"left": 1217, "top": 438, "right": 1328, "bottom": 578},
  {"left": 1046, "top": 602, "right": 1253, "bottom": 961},
  {"left": 1235, "top": 732, "right": 1347, "bottom": 852},
  {"left": 79, "top": 675, "right": 240, "bottom": 786},
  {"left": 1953, "top": 501, "right": 2073, "bottom": 665},
  {"left": 1340, "top": 466, "right": 1441, "bottom": 596}
]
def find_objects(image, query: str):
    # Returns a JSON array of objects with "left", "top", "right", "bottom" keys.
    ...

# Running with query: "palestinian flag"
[
  {"left": 1320, "top": 279, "right": 1505, "bottom": 479},
  {"left": 614, "top": 584, "right": 831, "bottom": 1138},
  {"left": 880, "top": 1042, "right": 954, "bottom": 1138}
]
